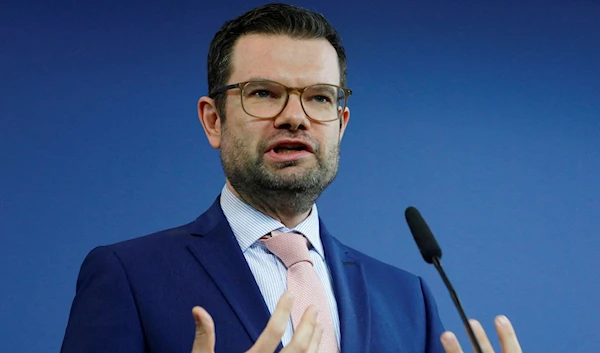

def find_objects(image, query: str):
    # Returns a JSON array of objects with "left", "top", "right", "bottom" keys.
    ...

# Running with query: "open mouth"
[
  {"left": 267, "top": 139, "right": 314, "bottom": 155},
  {"left": 272, "top": 143, "right": 308, "bottom": 154}
]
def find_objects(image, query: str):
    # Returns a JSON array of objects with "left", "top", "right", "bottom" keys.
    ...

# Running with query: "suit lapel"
[
  {"left": 320, "top": 220, "right": 371, "bottom": 353},
  {"left": 185, "top": 199, "right": 370, "bottom": 352},
  {"left": 186, "top": 198, "right": 274, "bottom": 347}
]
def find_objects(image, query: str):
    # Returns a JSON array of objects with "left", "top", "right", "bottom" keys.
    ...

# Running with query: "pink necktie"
[{"left": 262, "top": 231, "right": 339, "bottom": 353}]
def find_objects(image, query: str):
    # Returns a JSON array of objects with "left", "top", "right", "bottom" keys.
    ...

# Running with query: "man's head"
[
  {"left": 198, "top": 3, "right": 351, "bottom": 223},
  {"left": 206, "top": 3, "right": 348, "bottom": 120}
]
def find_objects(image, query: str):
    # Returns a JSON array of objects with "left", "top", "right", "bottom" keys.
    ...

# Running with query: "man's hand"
[
  {"left": 441, "top": 315, "right": 522, "bottom": 353},
  {"left": 191, "top": 292, "right": 324, "bottom": 353}
]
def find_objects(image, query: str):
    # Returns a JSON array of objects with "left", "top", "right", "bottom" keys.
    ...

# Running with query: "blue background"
[{"left": 2, "top": 0, "right": 599, "bottom": 352}]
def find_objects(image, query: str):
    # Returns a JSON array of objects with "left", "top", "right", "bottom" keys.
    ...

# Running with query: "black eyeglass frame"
[{"left": 208, "top": 80, "right": 353, "bottom": 122}]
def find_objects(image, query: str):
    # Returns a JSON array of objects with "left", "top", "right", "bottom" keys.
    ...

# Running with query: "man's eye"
[
  {"left": 251, "top": 90, "right": 277, "bottom": 98},
  {"left": 310, "top": 95, "right": 333, "bottom": 104}
]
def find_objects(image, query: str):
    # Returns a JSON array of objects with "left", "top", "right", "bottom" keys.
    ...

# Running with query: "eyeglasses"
[{"left": 209, "top": 80, "right": 352, "bottom": 122}]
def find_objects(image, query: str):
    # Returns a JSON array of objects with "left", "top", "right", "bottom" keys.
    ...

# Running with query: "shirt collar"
[{"left": 220, "top": 185, "right": 324, "bottom": 258}]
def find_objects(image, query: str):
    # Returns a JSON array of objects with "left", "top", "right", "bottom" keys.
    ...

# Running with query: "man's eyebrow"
[{"left": 243, "top": 78, "right": 337, "bottom": 88}]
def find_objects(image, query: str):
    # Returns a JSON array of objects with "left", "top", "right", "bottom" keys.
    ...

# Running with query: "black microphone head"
[{"left": 405, "top": 206, "right": 442, "bottom": 263}]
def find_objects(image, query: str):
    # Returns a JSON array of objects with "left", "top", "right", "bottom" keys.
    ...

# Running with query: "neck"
[{"left": 226, "top": 182, "right": 312, "bottom": 229}]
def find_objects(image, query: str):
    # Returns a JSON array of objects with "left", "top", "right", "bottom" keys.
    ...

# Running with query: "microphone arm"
[{"left": 431, "top": 256, "right": 483, "bottom": 353}]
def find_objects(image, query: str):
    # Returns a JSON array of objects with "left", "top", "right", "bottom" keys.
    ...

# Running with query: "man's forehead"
[{"left": 228, "top": 34, "right": 340, "bottom": 85}]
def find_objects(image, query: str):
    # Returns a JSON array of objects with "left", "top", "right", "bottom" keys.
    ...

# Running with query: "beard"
[{"left": 220, "top": 125, "right": 340, "bottom": 215}]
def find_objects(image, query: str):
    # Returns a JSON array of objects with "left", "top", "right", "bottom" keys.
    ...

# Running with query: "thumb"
[{"left": 191, "top": 306, "right": 216, "bottom": 353}]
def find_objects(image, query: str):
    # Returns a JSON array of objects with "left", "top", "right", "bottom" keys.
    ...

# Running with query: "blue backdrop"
[{"left": 2, "top": 0, "right": 599, "bottom": 352}]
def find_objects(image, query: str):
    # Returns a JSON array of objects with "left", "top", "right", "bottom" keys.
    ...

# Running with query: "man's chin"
[
  {"left": 259, "top": 171, "right": 319, "bottom": 190},
  {"left": 269, "top": 164, "right": 315, "bottom": 177},
  {"left": 266, "top": 156, "right": 316, "bottom": 169}
]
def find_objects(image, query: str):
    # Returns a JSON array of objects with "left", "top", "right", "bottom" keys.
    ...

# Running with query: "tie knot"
[{"left": 261, "top": 231, "right": 312, "bottom": 268}]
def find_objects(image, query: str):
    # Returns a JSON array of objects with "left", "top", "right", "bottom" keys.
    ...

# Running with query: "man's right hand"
[{"left": 191, "top": 292, "right": 324, "bottom": 353}]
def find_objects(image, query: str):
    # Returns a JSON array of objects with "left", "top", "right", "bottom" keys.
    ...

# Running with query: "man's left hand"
[{"left": 441, "top": 315, "right": 522, "bottom": 353}]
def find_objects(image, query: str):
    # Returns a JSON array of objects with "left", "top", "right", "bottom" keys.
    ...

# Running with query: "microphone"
[{"left": 404, "top": 206, "right": 483, "bottom": 353}]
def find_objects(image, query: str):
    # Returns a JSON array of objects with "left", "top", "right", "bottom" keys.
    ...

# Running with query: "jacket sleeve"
[
  {"left": 61, "top": 246, "right": 146, "bottom": 353},
  {"left": 419, "top": 277, "right": 446, "bottom": 353}
]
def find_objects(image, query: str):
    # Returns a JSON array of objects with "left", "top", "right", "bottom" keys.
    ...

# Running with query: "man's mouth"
[
  {"left": 264, "top": 139, "right": 314, "bottom": 162},
  {"left": 272, "top": 143, "right": 308, "bottom": 154},
  {"left": 266, "top": 139, "right": 314, "bottom": 154}
]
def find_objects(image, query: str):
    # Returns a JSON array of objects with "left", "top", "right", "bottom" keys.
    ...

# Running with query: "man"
[{"left": 61, "top": 3, "right": 522, "bottom": 352}]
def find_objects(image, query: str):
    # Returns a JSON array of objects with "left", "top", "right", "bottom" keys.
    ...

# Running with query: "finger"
[
  {"left": 306, "top": 323, "right": 324, "bottom": 353},
  {"left": 440, "top": 331, "right": 463, "bottom": 353},
  {"left": 191, "top": 306, "right": 215, "bottom": 353},
  {"left": 469, "top": 319, "right": 495, "bottom": 353},
  {"left": 282, "top": 305, "right": 319, "bottom": 353},
  {"left": 248, "top": 291, "right": 294, "bottom": 353},
  {"left": 494, "top": 315, "right": 523, "bottom": 353}
]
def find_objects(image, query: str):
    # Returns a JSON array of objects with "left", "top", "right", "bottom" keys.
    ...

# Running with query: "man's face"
[{"left": 213, "top": 34, "right": 349, "bottom": 202}]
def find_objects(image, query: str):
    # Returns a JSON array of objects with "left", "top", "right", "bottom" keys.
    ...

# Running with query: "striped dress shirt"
[{"left": 220, "top": 185, "right": 341, "bottom": 348}]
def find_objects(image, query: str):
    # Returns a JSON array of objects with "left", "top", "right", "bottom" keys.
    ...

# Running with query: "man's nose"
[{"left": 273, "top": 94, "right": 311, "bottom": 131}]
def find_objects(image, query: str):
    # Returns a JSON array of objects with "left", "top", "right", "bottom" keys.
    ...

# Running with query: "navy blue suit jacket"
[{"left": 61, "top": 197, "right": 445, "bottom": 352}]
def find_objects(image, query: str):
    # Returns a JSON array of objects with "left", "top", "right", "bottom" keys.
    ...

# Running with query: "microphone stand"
[{"left": 432, "top": 256, "right": 483, "bottom": 353}]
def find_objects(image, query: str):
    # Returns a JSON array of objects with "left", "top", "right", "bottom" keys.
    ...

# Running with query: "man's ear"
[
  {"left": 198, "top": 96, "right": 222, "bottom": 149},
  {"left": 338, "top": 106, "right": 350, "bottom": 141}
]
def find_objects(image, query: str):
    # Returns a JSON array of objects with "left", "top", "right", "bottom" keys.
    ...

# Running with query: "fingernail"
[
  {"left": 468, "top": 319, "right": 481, "bottom": 329},
  {"left": 496, "top": 315, "right": 509, "bottom": 326},
  {"left": 441, "top": 331, "right": 455, "bottom": 344}
]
